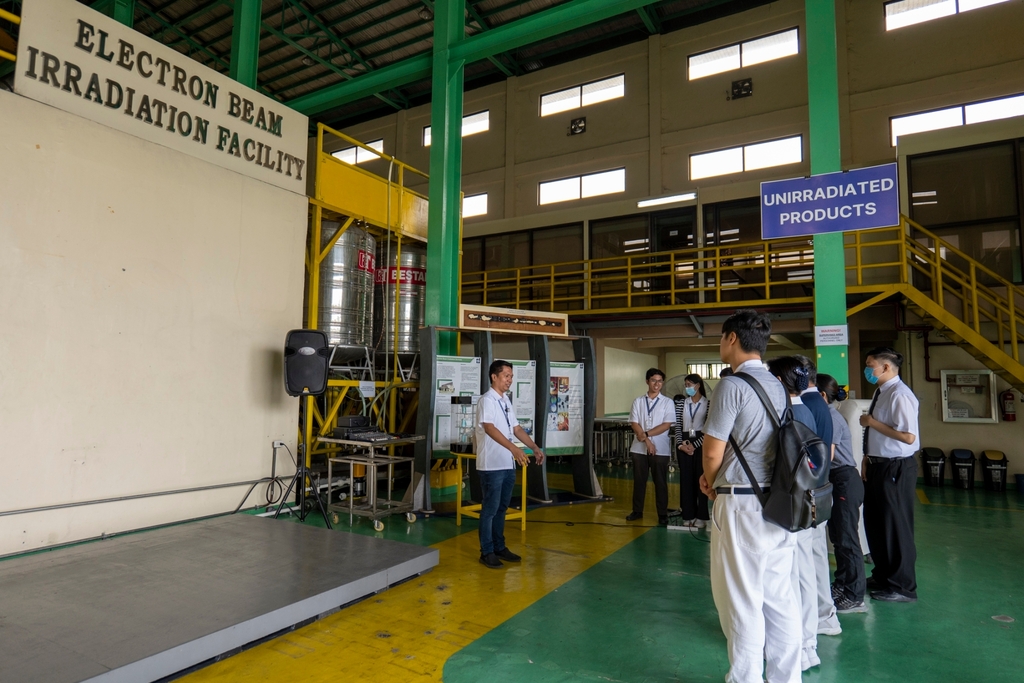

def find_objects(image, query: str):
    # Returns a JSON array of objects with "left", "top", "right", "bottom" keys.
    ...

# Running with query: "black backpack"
[{"left": 728, "top": 373, "right": 833, "bottom": 532}]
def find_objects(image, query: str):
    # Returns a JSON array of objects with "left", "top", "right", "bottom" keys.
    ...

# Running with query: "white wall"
[
  {"left": 603, "top": 346, "right": 658, "bottom": 415},
  {"left": 0, "top": 91, "right": 307, "bottom": 556}
]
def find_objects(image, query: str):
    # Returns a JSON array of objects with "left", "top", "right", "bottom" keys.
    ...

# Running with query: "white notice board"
[
  {"left": 545, "top": 362, "right": 584, "bottom": 455},
  {"left": 432, "top": 356, "right": 481, "bottom": 456}
]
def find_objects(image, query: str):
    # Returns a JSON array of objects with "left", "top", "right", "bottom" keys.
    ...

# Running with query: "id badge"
[{"left": 689, "top": 429, "right": 695, "bottom": 438}]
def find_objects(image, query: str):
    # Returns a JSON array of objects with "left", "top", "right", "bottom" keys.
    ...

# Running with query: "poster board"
[
  {"left": 506, "top": 360, "right": 537, "bottom": 439},
  {"left": 545, "top": 362, "right": 584, "bottom": 455},
  {"left": 432, "top": 356, "right": 481, "bottom": 456}
]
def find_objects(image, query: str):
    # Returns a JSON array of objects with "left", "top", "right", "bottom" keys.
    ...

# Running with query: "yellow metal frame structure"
[
  {"left": 0, "top": 7, "right": 21, "bottom": 63},
  {"left": 302, "top": 124, "right": 432, "bottom": 469},
  {"left": 453, "top": 452, "right": 528, "bottom": 532}
]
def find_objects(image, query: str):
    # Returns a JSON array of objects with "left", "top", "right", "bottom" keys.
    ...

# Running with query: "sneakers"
[
  {"left": 495, "top": 547, "right": 521, "bottom": 562},
  {"left": 817, "top": 620, "right": 842, "bottom": 636},
  {"left": 870, "top": 590, "right": 917, "bottom": 603},
  {"left": 625, "top": 512, "right": 643, "bottom": 521},
  {"left": 692, "top": 519, "right": 706, "bottom": 529},
  {"left": 479, "top": 553, "right": 503, "bottom": 569},
  {"left": 830, "top": 583, "right": 843, "bottom": 602},
  {"left": 801, "top": 647, "right": 821, "bottom": 671},
  {"left": 835, "top": 595, "right": 869, "bottom": 613},
  {"left": 658, "top": 516, "right": 669, "bottom": 526}
]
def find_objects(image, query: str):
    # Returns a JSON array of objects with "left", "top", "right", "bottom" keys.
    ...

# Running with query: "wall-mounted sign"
[
  {"left": 815, "top": 324, "right": 849, "bottom": 347},
  {"left": 459, "top": 304, "right": 569, "bottom": 337},
  {"left": 14, "top": 0, "right": 308, "bottom": 194},
  {"left": 761, "top": 163, "right": 900, "bottom": 239}
]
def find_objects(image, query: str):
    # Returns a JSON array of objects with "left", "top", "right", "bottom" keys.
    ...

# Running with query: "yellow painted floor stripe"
[
  {"left": 183, "top": 473, "right": 657, "bottom": 682},
  {"left": 917, "top": 488, "right": 930, "bottom": 505}
]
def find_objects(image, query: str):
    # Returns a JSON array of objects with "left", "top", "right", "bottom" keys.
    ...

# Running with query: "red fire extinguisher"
[{"left": 1001, "top": 390, "right": 1016, "bottom": 422}]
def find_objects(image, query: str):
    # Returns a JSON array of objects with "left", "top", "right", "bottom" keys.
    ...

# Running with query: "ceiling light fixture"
[
  {"left": 302, "top": 56, "right": 315, "bottom": 66},
  {"left": 637, "top": 192, "right": 697, "bottom": 208},
  {"left": 419, "top": 7, "right": 433, "bottom": 21}
]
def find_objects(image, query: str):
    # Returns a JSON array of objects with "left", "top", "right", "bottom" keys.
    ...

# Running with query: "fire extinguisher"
[{"left": 1001, "top": 390, "right": 1016, "bottom": 422}]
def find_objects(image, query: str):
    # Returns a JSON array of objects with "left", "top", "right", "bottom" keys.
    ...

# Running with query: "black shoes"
[
  {"left": 480, "top": 553, "right": 503, "bottom": 569},
  {"left": 625, "top": 512, "right": 643, "bottom": 521},
  {"left": 865, "top": 576, "right": 885, "bottom": 591},
  {"left": 658, "top": 516, "right": 669, "bottom": 526},
  {"left": 495, "top": 548, "right": 521, "bottom": 562},
  {"left": 870, "top": 590, "right": 916, "bottom": 603}
]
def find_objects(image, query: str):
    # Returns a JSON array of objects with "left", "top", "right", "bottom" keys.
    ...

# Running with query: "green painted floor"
[{"left": 443, "top": 479, "right": 1024, "bottom": 683}]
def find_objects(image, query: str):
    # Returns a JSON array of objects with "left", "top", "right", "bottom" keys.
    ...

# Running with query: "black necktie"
[{"left": 863, "top": 389, "right": 880, "bottom": 455}]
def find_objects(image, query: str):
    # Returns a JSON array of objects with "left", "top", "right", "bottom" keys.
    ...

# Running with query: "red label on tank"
[
  {"left": 375, "top": 267, "right": 427, "bottom": 286},
  {"left": 357, "top": 250, "right": 376, "bottom": 273}
]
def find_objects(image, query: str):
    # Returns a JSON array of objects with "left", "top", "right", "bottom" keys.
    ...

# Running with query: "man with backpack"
[{"left": 699, "top": 310, "right": 803, "bottom": 683}]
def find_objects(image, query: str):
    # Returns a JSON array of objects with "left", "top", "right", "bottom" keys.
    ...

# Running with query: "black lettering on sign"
[
  {"left": 227, "top": 132, "right": 241, "bottom": 157},
  {"left": 155, "top": 58, "right": 171, "bottom": 86},
  {"left": 116, "top": 40, "right": 134, "bottom": 70},
  {"left": 152, "top": 99, "right": 169, "bottom": 128},
  {"left": 137, "top": 52, "right": 153, "bottom": 78},
  {"left": 268, "top": 112, "right": 282, "bottom": 137},
  {"left": 124, "top": 87, "right": 135, "bottom": 116},
  {"left": 39, "top": 52, "right": 61, "bottom": 88},
  {"left": 74, "top": 20, "right": 95, "bottom": 54},
  {"left": 242, "top": 99, "right": 254, "bottom": 124},
  {"left": 172, "top": 66, "right": 187, "bottom": 95},
  {"left": 177, "top": 111, "right": 193, "bottom": 138},
  {"left": 216, "top": 125, "right": 230, "bottom": 151},
  {"left": 104, "top": 79, "right": 123, "bottom": 109},
  {"left": 84, "top": 73, "right": 103, "bottom": 105},
  {"left": 228, "top": 92, "right": 241, "bottom": 118},
  {"left": 188, "top": 76, "right": 203, "bottom": 101},
  {"left": 255, "top": 142, "right": 264, "bottom": 166},
  {"left": 293, "top": 157, "right": 305, "bottom": 181},
  {"left": 96, "top": 30, "right": 115, "bottom": 62},
  {"left": 135, "top": 94, "right": 152, "bottom": 123},
  {"left": 193, "top": 118, "right": 209, "bottom": 145},
  {"left": 276, "top": 150, "right": 283, "bottom": 173},
  {"left": 203, "top": 83, "right": 218, "bottom": 109},
  {"left": 243, "top": 139, "right": 255, "bottom": 162},
  {"left": 62, "top": 62, "right": 83, "bottom": 96},
  {"left": 167, "top": 105, "right": 178, "bottom": 133},
  {"left": 23, "top": 46, "right": 39, "bottom": 79},
  {"left": 255, "top": 107, "right": 267, "bottom": 131},
  {"left": 263, "top": 144, "right": 276, "bottom": 171}
]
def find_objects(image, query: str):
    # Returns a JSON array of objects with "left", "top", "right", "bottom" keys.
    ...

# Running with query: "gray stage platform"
[{"left": 0, "top": 514, "right": 438, "bottom": 683}]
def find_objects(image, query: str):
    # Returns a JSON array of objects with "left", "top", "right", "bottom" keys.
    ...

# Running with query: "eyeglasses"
[{"left": 649, "top": 379, "right": 664, "bottom": 384}]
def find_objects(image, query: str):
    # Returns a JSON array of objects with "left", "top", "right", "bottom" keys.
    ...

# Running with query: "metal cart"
[{"left": 323, "top": 435, "right": 424, "bottom": 531}]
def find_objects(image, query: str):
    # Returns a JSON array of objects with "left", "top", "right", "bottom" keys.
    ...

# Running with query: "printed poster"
[
  {"left": 506, "top": 360, "right": 537, "bottom": 439},
  {"left": 432, "top": 356, "right": 481, "bottom": 456},
  {"left": 546, "top": 362, "right": 584, "bottom": 455}
]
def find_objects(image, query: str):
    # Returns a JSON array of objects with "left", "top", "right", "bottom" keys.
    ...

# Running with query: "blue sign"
[{"left": 760, "top": 163, "right": 899, "bottom": 239}]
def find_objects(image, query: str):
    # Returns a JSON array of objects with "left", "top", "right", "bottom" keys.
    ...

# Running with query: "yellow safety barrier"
[{"left": 0, "top": 7, "right": 21, "bottom": 63}]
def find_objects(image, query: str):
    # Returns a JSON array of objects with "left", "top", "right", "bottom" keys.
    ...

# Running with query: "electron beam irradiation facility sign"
[{"left": 760, "top": 163, "right": 900, "bottom": 239}]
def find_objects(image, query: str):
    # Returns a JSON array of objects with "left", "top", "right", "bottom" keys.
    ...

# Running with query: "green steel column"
[
  {"left": 425, "top": 0, "right": 466, "bottom": 354},
  {"left": 93, "top": 0, "right": 135, "bottom": 26},
  {"left": 806, "top": 0, "right": 848, "bottom": 385},
  {"left": 230, "top": 0, "right": 262, "bottom": 89}
]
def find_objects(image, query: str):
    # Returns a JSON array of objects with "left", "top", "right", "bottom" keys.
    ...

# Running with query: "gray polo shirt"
[
  {"left": 829, "top": 404, "right": 856, "bottom": 468},
  {"left": 703, "top": 359, "right": 787, "bottom": 488}
]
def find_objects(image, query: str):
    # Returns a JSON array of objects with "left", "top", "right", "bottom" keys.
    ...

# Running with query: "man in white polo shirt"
[
  {"left": 860, "top": 347, "right": 920, "bottom": 603},
  {"left": 474, "top": 360, "right": 545, "bottom": 569},
  {"left": 626, "top": 368, "right": 676, "bottom": 526}
]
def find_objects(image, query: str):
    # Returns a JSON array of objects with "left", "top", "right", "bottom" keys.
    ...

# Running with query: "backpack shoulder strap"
[
  {"left": 734, "top": 372, "right": 785, "bottom": 429},
  {"left": 719, "top": 373, "right": 777, "bottom": 506}
]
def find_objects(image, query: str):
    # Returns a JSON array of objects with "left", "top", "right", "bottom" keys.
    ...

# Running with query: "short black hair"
[
  {"left": 794, "top": 354, "right": 817, "bottom": 384},
  {"left": 767, "top": 356, "right": 809, "bottom": 395},
  {"left": 866, "top": 347, "right": 903, "bottom": 369},
  {"left": 721, "top": 309, "right": 771, "bottom": 356},
  {"left": 816, "top": 373, "right": 848, "bottom": 404},
  {"left": 719, "top": 367, "right": 734, "bottom": 378},
  {"left": 489, "top": 359, "right": 513, "bottom": 380},
  {"left": 646, "top": 368, "right": 665, "bottom": 381}
]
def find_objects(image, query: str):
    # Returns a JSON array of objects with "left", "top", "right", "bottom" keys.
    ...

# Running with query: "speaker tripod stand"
[{"left": 273, "top": 451, "right": 333, "bottom": 529}]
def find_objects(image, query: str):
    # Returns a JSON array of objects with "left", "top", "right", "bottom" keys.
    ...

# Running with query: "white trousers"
[
  {"left": 812, "top": 524, "right": 840, "bottom": 631},
  {"left": 710, "top": 494, "right": 802, "bottom": 683},
  {"left": 792, "top": 529, "right": 817, "bottom": 652}
]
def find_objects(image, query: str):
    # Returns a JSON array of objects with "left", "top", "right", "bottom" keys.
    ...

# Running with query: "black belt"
[
  {"left": 866, "top": 455, "right": 912, "bottom": 464},
  {"left": 715, "top": 486, "right": 769, "bottom": 495}
]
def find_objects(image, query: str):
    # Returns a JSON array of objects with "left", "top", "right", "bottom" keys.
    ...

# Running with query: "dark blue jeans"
[{"left": 478, "top": 468, "right": 517, "bottom": 556}]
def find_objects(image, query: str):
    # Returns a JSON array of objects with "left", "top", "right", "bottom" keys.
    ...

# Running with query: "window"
[
  {"left": 332, "top": 138, "right": 383, "bottom": 164},
  {"left": 423, "top": 110, "right": 489, "bottom": 146},
  {"left": 890, "top": 93, "right": 1024, "bottom": 146},
  {"left": 539, "top": 168, "right": 625, "bottom": 205},
  {"left": 540, "top": 75, "right": 624, "bottom": 117},
  {"left": 688, "top": 28, "right": 799, "bottom": 80},
  {"left": 462, "top": 193, "right": 488, "bottom": 218},
  {"left": 885, "top": 0, "right": 1012, "bottom": 31},
  {"left": 687, "top": 362, "right": 729, "bottom": 379},
  {"left": 690, "top": 136, "right": 802, "bottom": 180}
]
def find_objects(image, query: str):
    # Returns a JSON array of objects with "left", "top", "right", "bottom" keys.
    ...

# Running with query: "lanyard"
[
  {"left": 499, "top": 398, "right": 513, "bottom": 433},
  {"left": 687, "top": 399, "right": 701, "bottom": 424},
  {"left": 645, "top": 395, "right": 659, "bottom": 416}
]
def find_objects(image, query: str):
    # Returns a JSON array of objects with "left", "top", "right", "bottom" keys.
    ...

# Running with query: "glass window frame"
[
  {"left": 687, "top": 27, "right": 800, "bottom": 81},
  {"left": 539, "top": 74, "right": 626, "bottom": 117}
]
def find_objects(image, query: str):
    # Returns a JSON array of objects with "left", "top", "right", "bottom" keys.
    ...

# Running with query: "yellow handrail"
[{"left": 0, "top": 7, "right": 18, "bottom": 64}]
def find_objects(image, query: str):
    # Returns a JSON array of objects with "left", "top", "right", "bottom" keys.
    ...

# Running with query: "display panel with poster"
[
  {"left": 506, "top": 360, "right": 537, "bottom": 440},
  {"left": 546, "top": 362, "right": 584, "bottom": 455},
  {"left": 432, "top": 356, "right": 482, "bottom": 456}
]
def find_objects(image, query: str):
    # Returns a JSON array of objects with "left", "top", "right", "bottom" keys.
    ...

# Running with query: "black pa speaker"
[{"left": 284, "top": 329, "right": 330, "bottom": 396}]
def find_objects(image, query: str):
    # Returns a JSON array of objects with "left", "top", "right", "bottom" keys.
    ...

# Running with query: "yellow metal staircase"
[{"left": 847, "top": 216, "right": 1024, "bottom": 392}]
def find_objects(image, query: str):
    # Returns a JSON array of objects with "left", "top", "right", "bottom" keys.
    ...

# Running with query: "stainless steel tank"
[
  {"left": 318, "top": 221, "right": 376, "bottom": 359},
  {"left": 373, "top": 243, "right": 427, "bottom": 356}
]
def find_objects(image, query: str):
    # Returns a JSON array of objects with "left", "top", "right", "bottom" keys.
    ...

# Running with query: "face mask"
[
  {"left": 864, "top": 366, "right": 880, "bottom": 385},
  {"left": 685, "top": 387, "right": 697, "bottom": 397}
]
